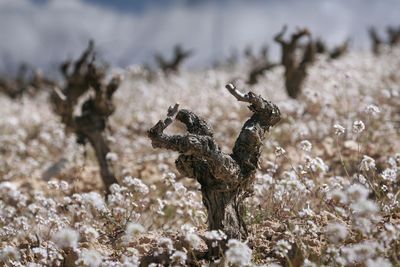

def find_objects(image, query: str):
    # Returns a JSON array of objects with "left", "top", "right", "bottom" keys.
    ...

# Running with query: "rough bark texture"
[
  {"left": 274, "top": 26, "right": 315, "bottom": 99},
  {"left": 51, "top": 40, "right": 121, "bottom": 194},
  {"left": 155, "top": 44, "right": 193, "bottom": 75},
  {"left": 148, "top": 84, "right": 281, "bottom": 258}
]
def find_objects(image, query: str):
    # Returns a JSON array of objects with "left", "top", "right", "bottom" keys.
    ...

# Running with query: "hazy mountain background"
[{"left": 1, "top": 0, "right": 399, "bottom": 73}]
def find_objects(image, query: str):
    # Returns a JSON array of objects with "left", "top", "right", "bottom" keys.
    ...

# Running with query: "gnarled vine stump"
[
  {"left": 274, "top": 26, "right": 315, "bottom": 99},
  {"left": 155, "top": 44, "right": 193, "bottom": 75},
  {"left": 315, "top": 38, "right": 349, "bottom": 60},
  {"left": 0, "top": 63, "right": 56, "bottom": 99},
  {"left": 51, "top": 40, "right": 121, "bottom": 194},
  {"left": 369, "top": 26, "right": 400, "bottom": 55},
  {"left": 245, "top": 45, "right": 277, "bottom": 85},
  {"left": 148, "top": 84, "right": 281, "bottom": 258}
]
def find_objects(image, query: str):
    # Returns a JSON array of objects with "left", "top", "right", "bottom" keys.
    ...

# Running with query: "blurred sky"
[{"left": 1, "top": 0, "right": 399, "bottom": 74}]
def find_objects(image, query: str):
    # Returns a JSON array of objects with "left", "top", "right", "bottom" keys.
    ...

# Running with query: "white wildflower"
[
  {"left": 80, "top": 226, "right": 99, "bottom": 242},
  {"left": 204, "top": 230, "right": 227, "bottom": 241},
  {"left": 275, "top": 240, "right": 292, "bottom": 257},
  {"left": 123, "top": 176, "right": 149, "bottom": 195},
  {"left": 157, "top": 237, "right": 174, "bottom": 253},
  {"left": 173, "top": 182, "right": 187, "bottom": 195},
  {"left": 327, "top": 189, "right": 348, "bottom": 204},
  {"left": 180, "top": 224, "right": 196, "bottom": 234},
  {"left": 106, "top": 152, "right": 119, "bottom": 162},
  {"left": 347, "top": 183, "right": 369, "bottom": 202},
  {"left": 53, "top": 228, "right": 79, "bottom": 249},
  {"left": 122, "top": 254, "right": 140, "bottom": 267},
  {"left": 366, "top": 257, "right": 392, "bottom": 267},
  {"left": 109, "top": 183, "right": 124, "bottom": 194},
  {"left": 381, "top": 168, "right": 397, "bottom": 182},
  {"left": 184, "top": 233, "right": 202, "bottom": 250},
  {"left": 204, "top": 230, "right": 227, "bottom": 248},
  {"left": 170, "top": 250, "right": 187, "bottom": 265},
  {"left": 303, "top": 259, "right": 317, "bottom": 267},
  {"left": 305, "top": 156, "right": 329, "bottom": 173},
  {"left": 354, "top": 173, "right": 367, "bottom": 185},
  {"left": 395, "top": 153, "right": 400, "bottom": 165},
  {"left": 125, "top": 223, "right": 145, "bottom": 243},
  {"left": 78, "top": 249, "right": 102, "bottom": 267},
  {"left": 360, "top": 155, "right": 376, "bottom": 171},
  {"left": 0, "top": 246, "right": 20, "bottom": 261},
  {"left": 0, "top": 182, "right": 18, "bottom": 191},
  {"left": 32, "top": 247, "right": 47, "bottom": 261},
  {"left": 333, "top": 124, "right": 345, "bottom": 136},
  {"left": 82, "top": 192, "right": 106, "bottom": 211},
  {"left": 299, "top": 140, "right": 312, "bottom": 152},
  {"left": 299, "top": 204, "right": 314, "bottom": 217},
  {"left": 350, "top": 200, "right": 379, "bottom": 215},
  {"left": 341, "top": 241, "right": 381, "bottom": 264},
  {"left": 325, "top": 223, "right": 348, "bottom": 243},
  {"left": 352, "top": 120, "right": 365, "bottom": 134},
  {"left": 225, "top": 239, "right": 252, "bottom": 266},
  {"left": 275, "top": 146, "right": 286, "bottom": 157},
  {"left": 365, "top": 105, "right": 380, "bottom": 116},
  {"left": 59, "top": 180, "right": 69, "bottom": 191},
  {"left": 47, "top": 180, "right": 59, "bottom": 190}
]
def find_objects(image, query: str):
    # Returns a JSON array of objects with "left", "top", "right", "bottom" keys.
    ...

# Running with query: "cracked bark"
[
  {"left": 148, "top": 84, "right": 281, "bottom": 258},
  {"left": 51, "top": 40, "right": 121, "bottom": 194}
]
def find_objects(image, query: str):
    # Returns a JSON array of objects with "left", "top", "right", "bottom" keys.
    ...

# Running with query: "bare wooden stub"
[
  {"left": 51, "top": 41, "right": 121, "bottom": 195},
  {"left": 148, "top": 84, "right": 281, "bottom": 258}
]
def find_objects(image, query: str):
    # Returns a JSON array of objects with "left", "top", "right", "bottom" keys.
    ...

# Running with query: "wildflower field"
[{"left": 0, "top": 45, "right": 400, "bottom": 266}]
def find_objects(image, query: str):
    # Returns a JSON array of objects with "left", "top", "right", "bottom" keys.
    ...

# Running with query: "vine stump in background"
[
  {"left": 51, "top": 40, "right": 121, "bottom": 195},
  {"left": 274, "top": 26, "right": 315, "bottom": 99}
]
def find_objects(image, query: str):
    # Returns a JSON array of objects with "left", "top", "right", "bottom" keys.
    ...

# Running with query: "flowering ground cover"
[{"left": 0, "top": 46, "right": 399, "bottom": 266}]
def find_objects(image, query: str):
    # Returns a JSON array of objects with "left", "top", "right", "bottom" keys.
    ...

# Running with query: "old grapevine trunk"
[
  {"left": 51, "top": 41, "right": 121, "bottom": 194},
  {"left": 274, "top": 26, "right": 315, "bottom": 99},
  {"left": 148, "top": 84, "right": 281, "bottom": 258}
]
